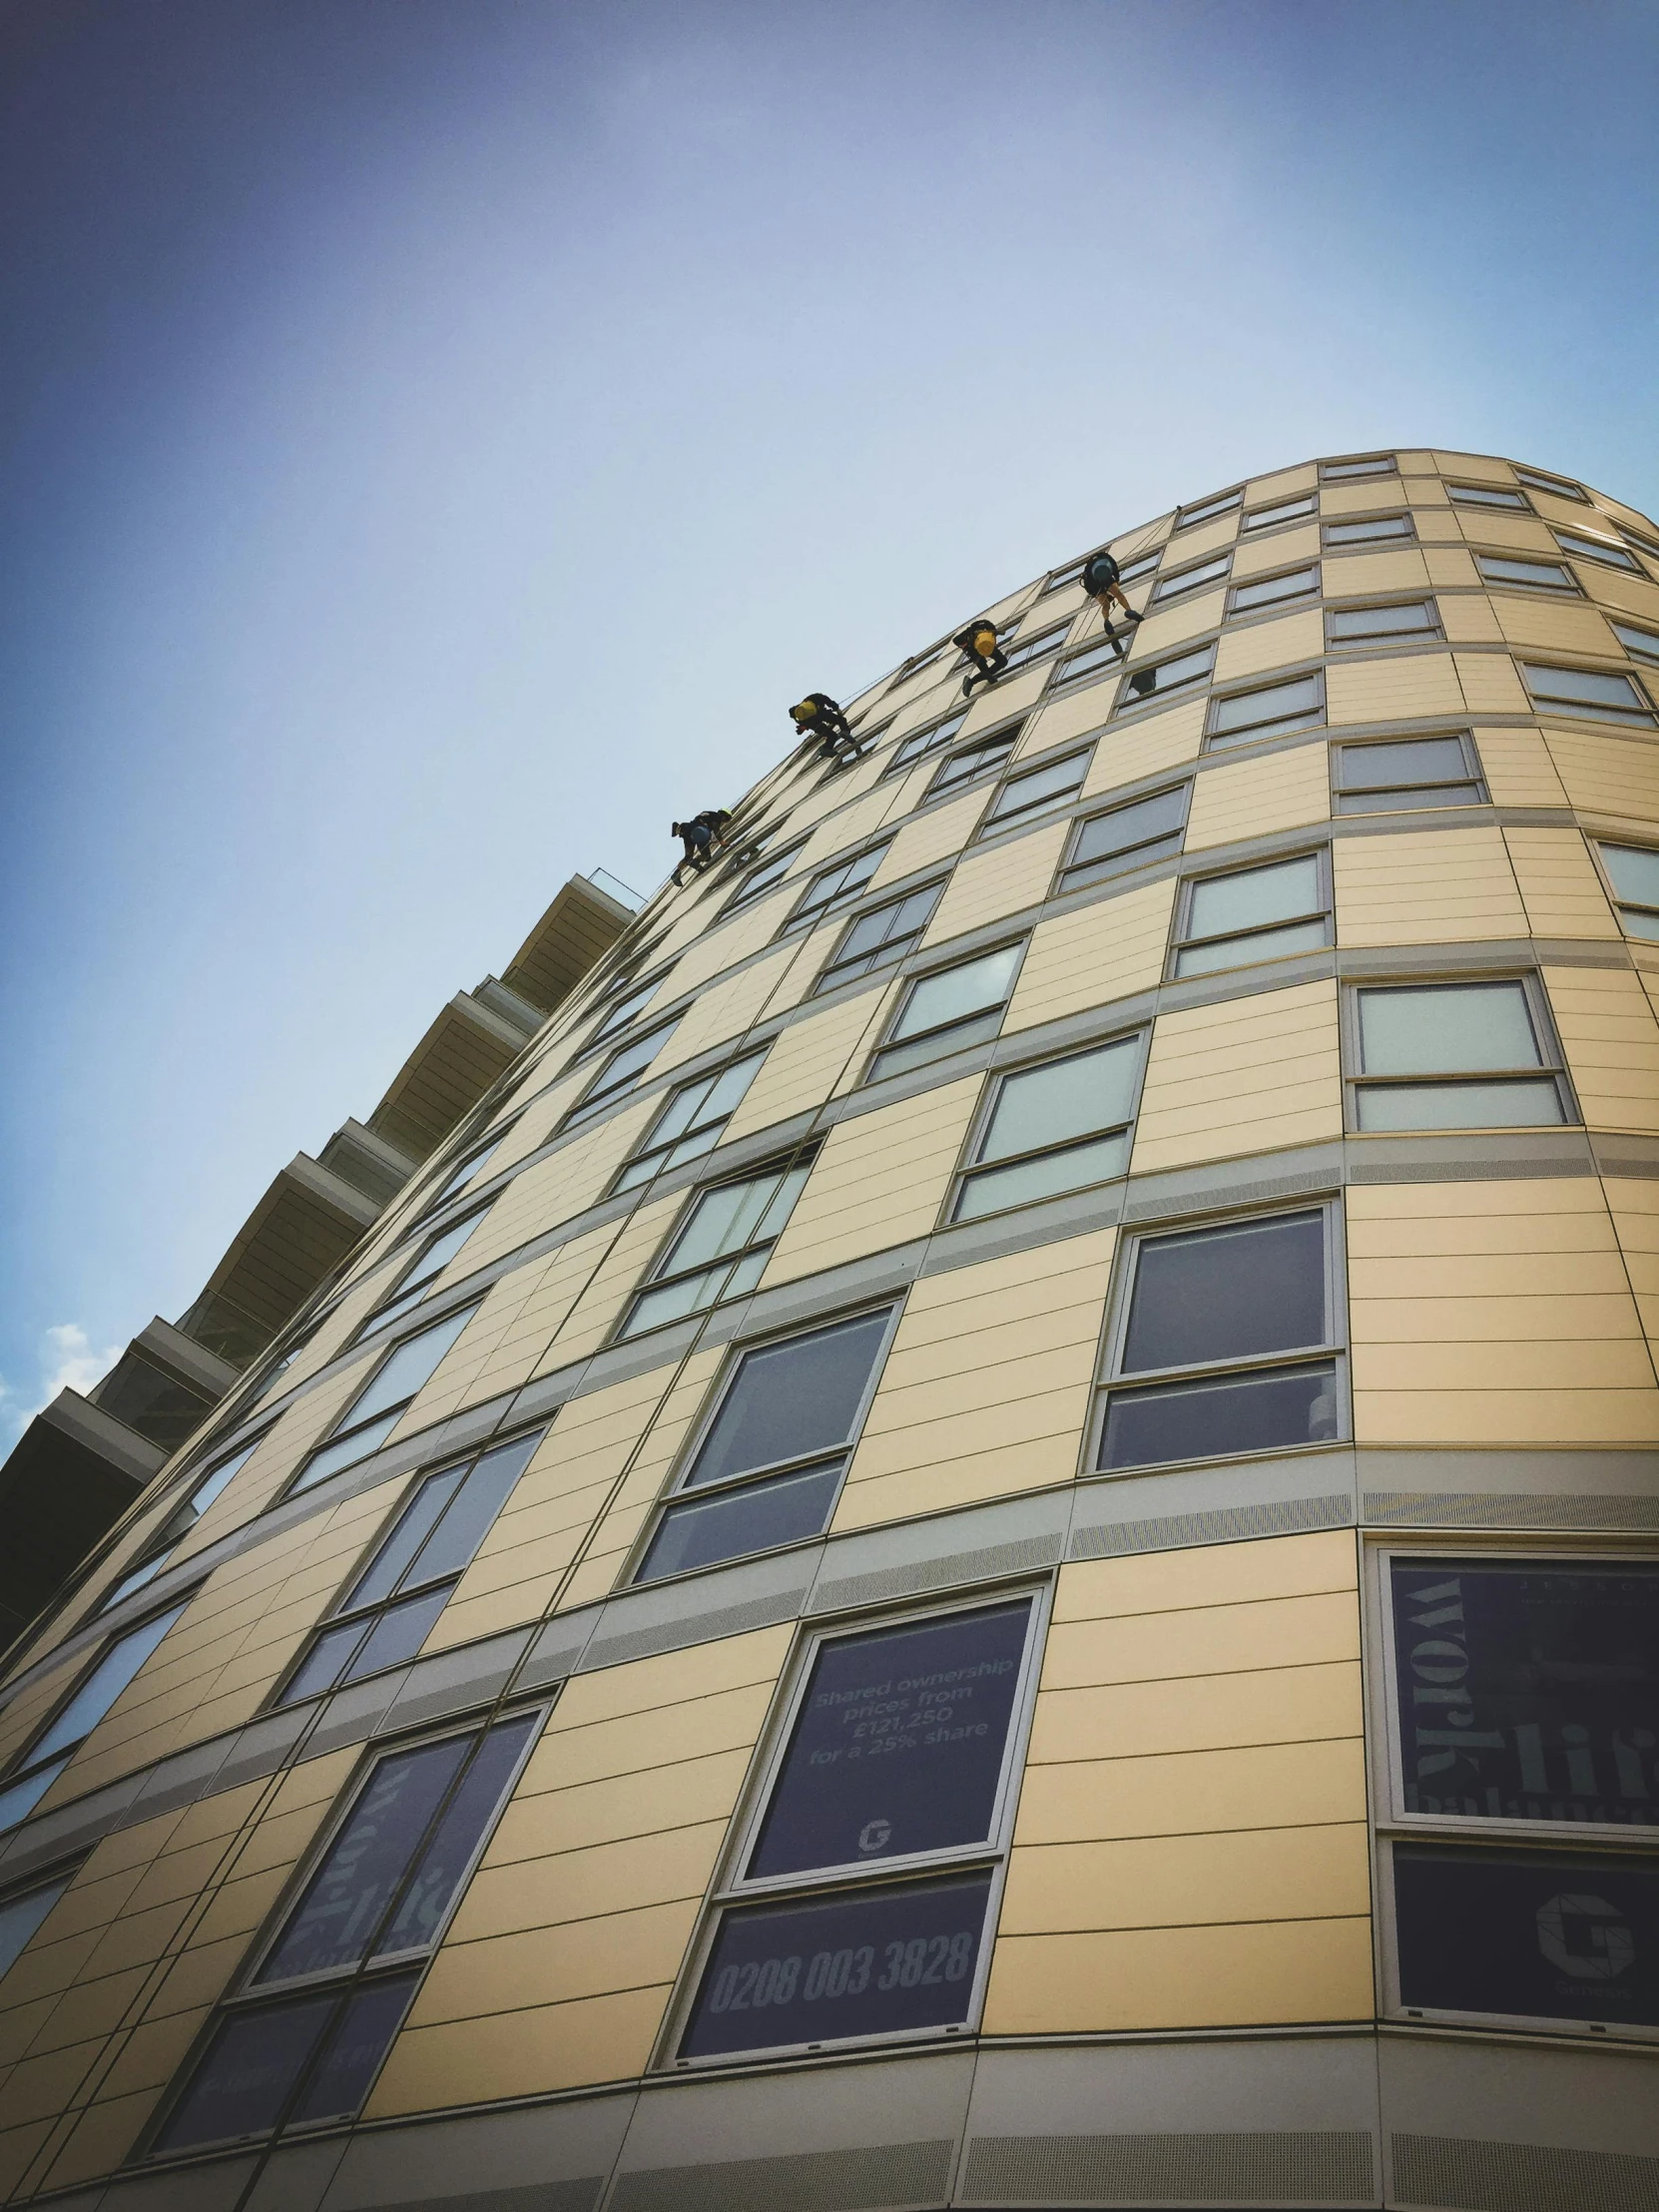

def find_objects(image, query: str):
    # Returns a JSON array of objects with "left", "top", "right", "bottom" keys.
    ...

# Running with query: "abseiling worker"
[
  {"left": 671, "top": 816, "right": 719, "bottom": 885},
  {"left": 1081, "top": 547, "right": 1145, "bottom": 663},
  {"left": 789, "top": 692, "right": 856, "bottom": 758},
  {"left": 952, "top": 618, "right": 1008, "bottom": 697}
]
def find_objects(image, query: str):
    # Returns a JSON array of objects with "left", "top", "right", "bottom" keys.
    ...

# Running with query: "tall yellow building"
[{"left": 2, "top": 448, "right": 1657, "bottom": 2212}]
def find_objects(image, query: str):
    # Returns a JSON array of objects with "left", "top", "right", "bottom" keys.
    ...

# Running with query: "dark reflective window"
[
  {"left": 815, "top": 882, "right": 941, "bottom": 994},
  {"left": 681, "top": 1872, "right": 993, "bottom": 2059},
  {"left": 1061, "top": 786, "right": 1187, "bottom": 891},
  {"left": 1100, "top": 1361, "right": 1338, "bottom": 1470},
  {"left": 750, "top": 1603, "right": 1031, "bottom": 1879},
  {"left": 1123, "top": 1214, "right": 1326, "bottom": 1372},
  {"left": 287, "top": 1975, "right": 421, "bottom": 2124},
  {"left": 156, "top": 1992, "right": 340, "bottom": 2150},
  {"left": 1393, "top": 1844, "right": 1659, "bottom": 2028},
  {"left": 1334, "top": 735, "right": 1483, "bottom": 815},
  {"left": 1389, "top": 1560, "right": 1659, "bottom": 1826},
  {"left": 638, "top": 1461, "right": 843, "bottom": 1583}
]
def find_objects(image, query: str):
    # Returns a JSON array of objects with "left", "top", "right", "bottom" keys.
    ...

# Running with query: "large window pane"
[
  {"left": 1100, "top": 1361, "right": 1339, "bottom": 1469},
  {"left": 750, "top": 1603, "right": 1032, "bottom": 1879},
  {"left": 1356, "top": 1080, "right": 1564, "bottom": 1131},
  {"left": 977, "top": 1039, "right": 1139, "bottom": 1165},
  {"left": 286, "top": 1973, "right": 419, "bottom": 2124},
  {"left": 1208, "top": 673, "right": 1323, "bottom": 746},
  {"left": 1328, "top": 601, "right": 1436, "bottom": 642},
  {"left": 1388, "top": 1559, "right": 1659, "bottom": 1824},
  {"left": 688, "top": 1312, "right": 892, "bottom": 1489},
  {"left": 955, "top": 1134, "right": 1129, "bottom": 1221},
  {"left": 819, "top": 884, "right": 941, "bottom": 991},
  {"left": 892, "top": 946, "right": 1020, "bottom": 1041},
  {"left": 636, "top": 1461, "right": 844, "bottom": 1583},
  {"left": 1066, "top": 788, "right": 1186, "bottom": 881},
  {"left": 1336, "top": 737, "right": 1470, "bottom": 793},
  {"left": 1119, "top": 645, "right": 1213, "bottom": 706},
  {"left": 1175, "top": 918, "right": 1327, "bottom": 976},
  {"left": 1477, "top": 555, "right": 1575, "bottom": 591},
  {"left": 1393, "top": 1845, "right": 1659, "bottom": 2028},
  {"left": 1325, "top": 514, "right": 1412, "bottom": 545},
  {"left": 155, "top": 1993, "right": 339, "bottom": 2151},
  {"left": 1359, "top": 983, "right": 1540, "bottom": 1074},
  {"left": 1188, "top": 856, "right": 1321, "bottom": 940},
  {"left": 1522, "top": 663, "right": 1654, "bottom": 721},
  {"left": 1123, "top": 1214, "right": 1326, "bottom": 1372},
  {"left": 373, "top": 1715, "right": 537, "bottom": 1956},
  {"left": 1601, "top": 843, "right": 1659, "bottom": 908},
  {"left": 984, "top": 751, "right": 1088, "bottom": 827},
  {"left": 1612, "top": 622, "right": 1659, "bottom": 666},
  {"left": 31, "top": 1605, "right": 186, "bottom": 1767},
  {"left": 1449, "top": 483, "right": 1526, "bottom": 509},
  {"left": 1555, "top": 529, "right": 1640, "bottom": 572},
  {"left": 681, "top": 1872, "right": 994, "bottom": 2059},
  {"left": 1244, "top": 493, "right": 1317, "bottom": 529},
  {"left": 347, "top": 1310, "right": 474, "bottom": 1430},
  {"left": 1230, "top": 564, "right": 1318, "bottom": 612}
]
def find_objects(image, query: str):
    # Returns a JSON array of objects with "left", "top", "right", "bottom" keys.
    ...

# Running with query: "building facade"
[{"left": 1, "top": 447, "right": 1657, "bottom": 2212}]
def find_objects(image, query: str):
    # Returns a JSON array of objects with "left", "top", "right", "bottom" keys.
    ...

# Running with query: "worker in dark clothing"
[
  {"left": 953, "top": 619, "right": 1007, "bottom": 697},
  {"left": 671, "top": 818, "right": 715, "bottom": 884},
  {"left": 790, "top": 693, "right": 856, "bottom": 759},
  {"left": 1081, "top": 548, "right": 1144, "bottom": 663}
]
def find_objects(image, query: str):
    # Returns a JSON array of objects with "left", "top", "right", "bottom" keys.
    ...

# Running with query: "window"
[
  {"left": 1333, "top": 735, "right": 1484, "bottom": 814},
  {"left": 674, "top": 1596, "right": 1040, "bottom": 2062},
  {"left": 868, "top": 943, "right": 1022, "bottom": 1083},
  {"left": 1448, "top": 482, "right": 1528, "bottom": 510},
  {"left": 614, "top": 1051, "right": 767, "bottom": 1192},
  {"left": 979, "top": 747, "right": 1091, "bottom": 833},
  {"left": 564, "top": 1017, "right": 681, "bottom": 1127},
  {"left": 150, "top": 1714, "right": 538, "bottom": 2153},
  {"left": 1060, "top": 786, "right": 1187, "bottom": 891},
  {"left": 424, "top": 1126, "right": 510, "bottom": 1212},
  {"left": 1175, "top": 488, "right": 1242, "bottom": 530},
  {"left": 0, "top": 1606, "right": 187, "bottom": 1833},
  {"left": 1379, "top": 1553, "right": 1659, "bottom": 2037},
  {"left": 784, "top": 843, "right": 889, "bottom": 934},
  {"left": 1350, "top": 981, "right": 1568, "bottom": 1131},
  {"left": 1050, "top": 635, "right": 1128, "bottom": 694},
  {"left": 0, "top": 1874, "right": 73, "bottom": 1987},
  {"left": 954, "top": 1036, "right": 1142, "bottom": 1222},
  {"left": 1475, "top": 552, "right": 1576, "bottom": 593},
  {"left": 1519, "top": 662, "right": 1657, "bottom": 726},
  {"left": 1514, "top": 466, "right": 1589, "bottom": 503},
  {"left": 1041, "top": 556, "right": 1088, "bottom": 593},
  {"left": 1153, "top": 552, "right": 1231, "bottom": 602},
  {"left": 888, "top": 710, "right": 967, "bottom": 774},
  {"left": 1206, "top": 671, "right": 1324, "bottom": 749},
  {"left": 1243, "top": 492, "right": 1317, "bottom": 531},
  {"left": 925, "top": 729, "right": 1020, "bottom": 800},
  {"left": 1612, "top": 621, "right": 1659, "bottom": 667},
  {"left": 620, "top": 1157, "right": 815, "bottom": 1339},
  {"left": 1620, "top": 523, "right": 1659, "bottom": 561},
  {"left": 1597, "top": 844, "right": 1659, "bottom": 941},
  {"left": 292, "top": 1309, "right": 477, "bottom": 1494},
  {"left": 360, "top": 1211, "right": 485, "bottom": 1342},
  {"left": 1173, "top": 853, "right": 1330, "bottom": 977},
  {"left": 1114, "top": 642, "right": 1215, "bottom": 712},
  {"left": 97, "top": 1439, "right": 263, "bottom": 1612},
  {"left": 815, "top": 882, "right": 942, "bottom": 994},
  {"left": 1114, "top": 548, "right": 1162, "bottom": 587},
  {"left": 1555, "top": 528, "right": 1641, "bottom": 573},
  {"left": 1229, "top": 562, "right": 1319, "bottom": 614},
  {"left": 998, "top": 621, "right": 1072, "bottom": 674},
  {"left": 633, "top": 1308, "right": 894, "bottom": 1584},
  {"left": 1095, "top": 1210, "right": 1340, "bottom": 1471},
  {"left": 1323, "top": 513, "right": 1414, "bottom": 548},
  {"left": 1327, "top": 599, "right": 1440, "bottom": 648},
  {"left": 726, "top": 842, "right": 804, "bottom": 910},
  {"left": 1322, "top": 454, "right": 1396, "bottom": 481},
  {"left": 279, "top": 1431, "right": 543, "bottom": 1705}
]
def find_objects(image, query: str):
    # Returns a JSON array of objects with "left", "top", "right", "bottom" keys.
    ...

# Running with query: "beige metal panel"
[
  {"left": 1403, "top": 477, "right": 1451, "bottom": 509},
  {"left": 795, "top": 783, "right": 906, "bottom": 875},
  {"left": 1162, "top": 513, "right": 1239, "bottom": 563},
  {"left": 532, "top": 1682, "right": 778, "bottom": 1794},
  {"left": 1321, "top": 548, "right": 1430, "bottom": 599},
  {"left": 1542, "top": 727, "right": 1659, "bottom": 830},
  {"left": 662, "top": 890, "right": 797, "bottom": 1002},
  {"left": 760, "top": 1075, "right": 982, "bottom": 1286},
  {"left": 519, "top": 1195, "right": 680, "bottom": 1373},
  {"left": 1503, "top": 828, "right": 1621, "bottom": 938},
  {"left": 1450, "top": 511, "right": 1557, "bottom": 556},
  {"left": 1245, "top": 462, "right": 1318, "bottom": 504},
  {"left": 1453, "top": 650, "right": 1531, "bottom": 714},
  {"left": 1347, "top": 1178, "right": 1659, "bottom": 1445},
  {"left": 1489, "top": 595, "right": 1619, "bottom": 657},
  {"left": 1324, "top": 652, "right": 1464, "bottom": 726},
  {"left": 1006, "top": 878, "right": 1178, "bottom": 1033},
  {"left": 488, "top": 1748, "right": 755, "bottom": 1868},
  {"left": 921, "top": 819, "right": 1071, "bottom": 946},
  {"left": 1334, "top": 825, "right": 1525, "bottom": 945},
  {"left": 1014, "top": 1737, "right": 1368, "bottom": 1846},
  {"left": 450, "top": 1105, "right": 655, "bottom": 1278},
  {"left": 1472, "top": 728, "right": 1569, "bottom": 807},
  {"left": 998, "top": 1822, "right": 1370, "bottom": 1936},
  {"left": 1543, "top": 963, "right": 1659, "bottom": 1134},
  {"left": 1012, "top": 686, "right": 1112, "bottom": 763},
  {"left": 1185, "top": 743, "right": 1330, "bottom": 851},
  {"left": 981, "top": 1917, "right": 1373, "bottom": 2035},
  {"left": 1124, "top": 588, "right": 1225, "bottom": 663},
  {"left": 452, "top": 1823, "right": 726, "bottom": 1945},
  {"left": 881, "top": 668, "right": 966, "bottom": 743},
  {"left": 1395, "top": 450, "right": 1437, "bottom": 474},
  {"left": 1433, "top": 451, "right": 1514, "bottom": 484},
  {"left": 721, "top": 985, "right": 897, "bottom": 1142},
  {"left": 184, "top": 1360, "right": 369, "bottom": 1534},
  {"left": 1607, "top": 1178, "right": 1659, "bottom": 1349},
  {"left": 367, "top": 1982, "right": 670, "bottom": 2114},
  {"left": 1027, "top": 1661, "right": 1362, "bottom": 1766},
  {"left": 1321, "top": 477, "right": 1405, "bottom": 517},
  {"left": 1421, "top": 543, "right": 1480, "bottom": 590},
  {"left": 413, "top": 1897, "right": 700, "bottom": 2026},
  {"left": 865, "top": 787, "right": 985, "bottom": 890},
  {"left": 1229, "top": 520, "right": 1320, "bottom": 581},
  {"left": 1128, "top": 979, "right": 1343, "bottom": 1177},
  {"left": 1078, "top": 696, "right": 1207, "bottom": 799},
  {"left": 1054, "top": 1529, "right": 1357, "bottom": 1623},
  {"left": 1111, "top": 512, "right": 1173, "bottom": 561},
  {"left": 957, "top": 661, "right": 1053, "bottom": 741},
  {"left": 1041, "top": 1592, "right": 1360, "bottom": 1691},
  {"left": 1572, "top": 566, "right": 1659, "bottom": 623},
  {"left": 834, "top": 1229, "right": 1115, "bottom": 1529},
  {"left": 1438, "top": 596, "right": 1504, "bottom": 645},
  {"left": 651, "top": 944, "right": 800, "bottom": 1077},
  {"left": 1213, "top": 607, "right": 1323, "bottom": 685}
]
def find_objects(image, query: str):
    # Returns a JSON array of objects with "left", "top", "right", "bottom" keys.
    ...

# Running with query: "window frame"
[
  {"left": 661, "top": 1584, "right": 1051, "bottom": 2070},
  {"left": 1320, "top": 453, "right": 1397, "bottom": 482},
  {"left": 1241, "top": 491, "right": 1318, "bottom": 532},
  {"left": 1330, "top": 732, "right": 1486, "bottom": 816},
  {"left": 611, "top": 1048, "right": 769, "bottom": 1193},
  {"left": 1321, "top": 512, "right": 1416, "bottom": 551},
  {"left": 1513, "top": 466, "right": 1589, "bottom": 504},
  {"left": 1058, "top": 781, "right": 1190, "bottom": 893},
  {"left": 1553, "top": 527, "right": 1642, "bottom": 574},
  {"left": 419, "top": 1121, "right": 516, "bottom": 1216},
  {"left": 579, "top": 968, "right": 671, "bottom": 1054},
  {"left": 1446, "top": 481, "right": 1530, "bottom": 513},
  {"left": 357, "top": 1206, "right": 489, "bottom": 1344},
  {"left": 1111, "top": 639, "right": 1217, "bottom": 717},
  {"left": 781, "top": 840, "right": 892, "bottom": 936},
  {"left": 1611, "top": 621, "right": 1659, "bottom": 668},
  {"left": 626, "top": 1302, "right": 901, "bottom": 1590},
  {"left": 812, "top": 879, "right": 946, "bottom": 997},
  {"left": 865, "top": 938, "right": 1028, "bottom": 1086},
  {"left": 616, "top": 1151, "right": 819, "bottom": 1342},
  {"left": 1340, "top": 973, "right": 1575, "bottom": 1134},
  {"left": 1173, "top": 486, "right": 1243, "bottom": 532},
  {"left": 723, "top": 837, "right": 810, "bottom": 914},
  {"left": 1227, "top": 560, "right": 1320, "bottom": 617},
  {"left": 883, "top": 708, "right": 969, "bottom": 779},
  {"left": 1473, "top": 550, "right": 1580, "bottom": 596},
  {"left": 287, "top": 1306, "right": 481, "bottom": 1497},
  {"left": 0, "top": 1869, "right": 76, "bottom": 1992},
  {"left": 1204, "top": 669, "right": 1326, "bottom": 752},
  {"left": 562, "top": 1016, "right": 683, "bottom": 1130},
  {"left": 997, "top": 618, "right": 1075, "bottom": 675},
  {"left": 921, "top": 724, "right": 1024, "bottom": 803},
  {"left": 949, "top": 1029, "right": 1149, "bottom": 1226},
  {"left": 976, "top": 744, "right": 1095, "bottom": 838},
  {"left": 95, "top": 1435, "right": 270, "bottom": 1613},
  {"left": 1324, "top": 597, "right": 1443, "bottom": 651},
  {"left": 0, "top": 1602, "right": 191, "bottom": 1835},
  {"left": 1169, "top": 847, "right": 1334, "bottom": 979},
  {"left": 1152, "top": 550, "right": 1232, "bottom": 604},
  {"left": 1089, "top": 1201, "right": 1349, "bottom": 1478},
  {"left": 1591, "top": 839, "right": 1659, "bottom": 941},
  {"left": 1518, "top": 659, "right": 1658, "bottom": 728}
]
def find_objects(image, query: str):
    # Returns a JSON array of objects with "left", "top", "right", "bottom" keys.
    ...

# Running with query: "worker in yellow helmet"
[
  {"left": 952, "top": 619, "right": 1008, "bottom": 698},
  {"left": 789, "top": 692, "right": 857, "bottom": 760}
]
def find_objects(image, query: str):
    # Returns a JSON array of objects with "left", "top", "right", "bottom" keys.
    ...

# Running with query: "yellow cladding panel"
[
  {"left": 1041, "top": 1591, "right": 1360, "bottom": 1689},
  {"left": 1433, "top": 451, "right": 1514, "bottom": 484},
  {"left": 1125, "top": 589, "right": 1225, "bottom": 664},
  {"left": 1007, "top": 878, "right": 1177, "bottom": 1033},
  {"left": 1016, "top": 686, "right": 1113, "bottom": 763},
  {"left": 1403, "top": 477, "right": 1451, "bottom": 511},
  {"left": 921, "top": 819, "right": 1071, "bottom": 946},
  {"left": 1129, "top": 979, "right": 1343, "bottom": 1176},
  {"left": 1320, "top": 478, "right": 1405, "bottom": 517},
  {"left": 1490, "top": 595, "right": 1619, "bottom": 658},
  {"left": 1438, "top": 597, "right": 1504, "bottom": 646},
  {"left": 1503, "top": 829, "right": 1620, "bottom": 938},
  {"left": 368, "top": 1984, "right": 669, "bottom": 2114},
  {"left": 1544, "top": 964, "right": 1659, "bottom": 1134},
  {"left": 1229, "top": 522, "right": 1320, "bottom": 582},
  {"left": 662, "top": 889, "right": 793, "bottom": 1001},
  {"left": 1324, "top": 653, "right": 1464, "bottom": 726},
  {"left": 1334, "top": 826, "right": 1524, "bottom": 945},
  {"left": 1246, "top": 462, "right": 1318, "bottom": 504},
  {"left": 1473, "top": 729, "right": 1569, "bottom": 808},
  {"left": 1454, "top": 651, "right": 1532, "bottom": 714},
  {"left": 866, "top": 788, "right": 985, "bottom": 891},
  {"left": 835, "top": 1228, "right": 1115, "bottom": 1527},
  {"left": 1452, "top": 512, "right": 1558, "bottom": 557},
  {"left": 958, "top": 661, "right": 1052, "bottom": 740},
  {"left": 1053, "top": 1529, "right": 1359, "bottom": 1621},
  {"left": 998, "top": 1823, "right": 1370, "bottom": 1936},
  {"left": 651, "top": 944, "right": 798, "bottom": 1076},
  {"left": 1421, "top": 545, "right": 1480, "bottom": 591},
  {"left": 761, "top": 1076, "right": 982, "bottom": 1285},
  {"left": 1028, "top": 1661, "right": 1362, "bottom": 1767},
  {"left": 1184, "top": 742, "right": 1330, "bottom": 851},
  {"left": 1163, "top": 513, "right": 1239, "bottom": 563},
  {"left": 1347, "top": 1179, "right": 1659, "bottom": 1444},
  {"left": 983, "top": 1918, "right": 1373, "bottom": 2035},
  {"left": 1573, "top": 568, "right": 1659, "bottom": 624},
  {"left": 448, "top": 1105, "right": 654, "bottom": 1277},
  {"left": 1016, "top": 1737, "right": 1368, "bottom": 1846},
  {"left": 1542, "top": 728, "right": 1659, "bottom": 830},
  {"left": 1079, "top": 697, "right": 1207, "bottom": 799},
  {"left": 1321, "top": 548, "right": 1430, "bottom": 599},
  {"left": 1607, "top": 1179, "right": 1659, "bottom": 1349},
  {"left": 721, "top": 986, "right": 896, "bottom": 1142},
  {"left": 1213, "top": 608, "right": 1323, "bottom": 686}
]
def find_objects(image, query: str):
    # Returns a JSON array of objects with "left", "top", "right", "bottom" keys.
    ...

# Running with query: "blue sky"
[{"left": 2, "top": 0, "right": 1656, "bottom": 1438}]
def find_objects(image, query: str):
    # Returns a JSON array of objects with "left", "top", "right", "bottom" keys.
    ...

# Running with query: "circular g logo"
[
  {"left": 1535, "top": 1893, "right": 1635, "bottom": 1980},
  {"left": 857, "top": 1818, "right": 892, "bottom": 1854}
]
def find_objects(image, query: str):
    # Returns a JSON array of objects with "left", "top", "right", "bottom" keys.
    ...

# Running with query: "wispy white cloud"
[{"left": 0, "top": 1324, "right": 125, "bottom": 1447}]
